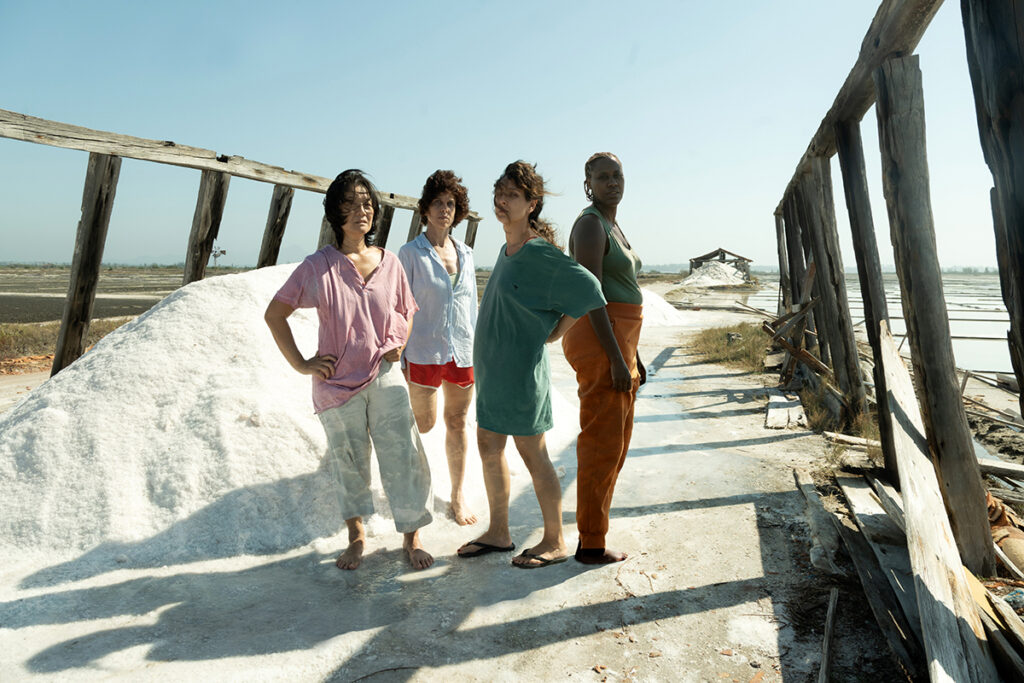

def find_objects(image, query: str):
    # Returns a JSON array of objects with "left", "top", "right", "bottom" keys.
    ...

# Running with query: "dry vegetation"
[
  {"left": 0, "top": 318, "right": 130, "bottom": 362},
  {"left": 689, "top": 322, "right": 768, "bottom": 374}
]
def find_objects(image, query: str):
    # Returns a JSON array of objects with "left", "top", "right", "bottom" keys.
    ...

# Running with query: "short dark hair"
[
  {"left": 323, "top": 169, "right": 381, "bottom": 245},
  {"left": 417, "top": 170, "right": 470, "bottom": 229}
]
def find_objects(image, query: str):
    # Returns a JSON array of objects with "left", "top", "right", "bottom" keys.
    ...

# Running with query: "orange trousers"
[{"left": 562, "top": 302, "right": 643, "bottom": 550}]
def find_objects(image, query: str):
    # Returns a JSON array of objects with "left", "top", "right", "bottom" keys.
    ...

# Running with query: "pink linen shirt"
[{"left": 273, "top": 246, "right": 418, "bottom": 414}]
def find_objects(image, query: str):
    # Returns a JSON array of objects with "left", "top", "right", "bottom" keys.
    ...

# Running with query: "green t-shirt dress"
[{"left": 474, "top": 238, "right": 606, "bottom": 436}]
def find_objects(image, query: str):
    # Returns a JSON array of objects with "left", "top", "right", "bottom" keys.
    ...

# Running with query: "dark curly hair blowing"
[
  {"left": 494, "top": 160, "right": 560, "bottom": 250},
  {"left": 417, "top": 170, "right": 470, "bottom": 229},
  {"left": 323, "top": 169, "right": 381, "bottom": 246}
]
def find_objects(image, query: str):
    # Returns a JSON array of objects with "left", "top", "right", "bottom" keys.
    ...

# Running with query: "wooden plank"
[
  {"left": 0, "top": 108, "right": 482, "bottom": 227},
  {"left": 810, "top": 155, "right": 868, "bottom": 416},
  {"left": 961, "top": 0, "right": 1024, "bottom": 420},
  {"left": 817, "top": 587, "right": 840, "bottom": 683},
  {"left": 978, "top": 609, "right": 1024, "bottom": 681},
  {"left": 256, "top": 184, "right": 293, "bottom": 268},
  {"left": 764, "top": 323, "right": 833, "bottom": 378},
  {"left": 979, "top": 459, "right": 1024, "bottom": 481},
  {"left": 375, "top": 204, "right": 396, "bottom": 248},
  {"left": 987, "top": 589, "right": 1024, "bottom": 653},
  {"left": 775, "top": 212, "right": 792, "bottom": 313},
  {"left": 765, "top": 389, "right": 805, "bottom": 429},
  {"left": 465, "top": 217, "right": 480, "bottom": 249},
  {"left": 317, "top": 216, "right": 336, "bottom": 250},
  {"left": 52, "top": 152, "right": 121, "bottom": 376},
  {"left": 782, "top": 193, "right": 811, "bottom": 338},
  {"left": 182, "top": 170, "right": 230, "bottom": 285},
  {"left": 830, "top": 512, "right": 926, "bottom": 679},
  {"left": 835, "top": 117, "right": 897, "bottom": 476},
  {"left": 405, "top": 210, "right": 422, "bottom": 243},
  {"left": 867, "top": 474, "right": 907, "bottom": 532},
  {"left": 796, "top": 185, "right": 832, "bottom": 368},
  {"left": 793, "top": 469, "right": 846, "bottom": 576},
  {"left": 823, "top": 431, "right": 880, "bottom": 449},
  {"left": 775, "top": 0, "right": 944, "bottom": 213},
  {"left": 875, "top": 54, "right": 995, "bottom": 576},
  {"left": 879, "top": 321, "right": 998, "bottom": 681},
  {"left": 837, "top": 475, "right": 923, "bottom": 645}
]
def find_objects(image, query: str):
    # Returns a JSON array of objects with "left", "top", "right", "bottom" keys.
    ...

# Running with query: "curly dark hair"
[
  {"left": 323, "top": 169, "right": 381, "bottom": 246},
  {"left": 417, "top": 170, "right": 470, "bottom": 229},
  {"left": 494, "top": 160, "right": 560, "bottom": 250}
]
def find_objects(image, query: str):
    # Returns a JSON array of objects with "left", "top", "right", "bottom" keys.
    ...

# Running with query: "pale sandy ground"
[{"left": 0, "top": 293, "right": 901, "bottom": 682}]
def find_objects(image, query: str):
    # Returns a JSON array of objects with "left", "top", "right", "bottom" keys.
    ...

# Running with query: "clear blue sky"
[{"left": 0, "top": 1, "right": 998, "bottom": 269}]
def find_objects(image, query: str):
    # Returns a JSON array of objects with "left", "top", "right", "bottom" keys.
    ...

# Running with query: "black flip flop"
[
  {"left": 457, "top": 540, "right": 515, "bottom": 558},
  {"left": 512, "top": 551, "right": 569, "bottom": 569}
]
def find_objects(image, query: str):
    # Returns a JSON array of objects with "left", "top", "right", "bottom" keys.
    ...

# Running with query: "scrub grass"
[
  {"left": 800, "top": 383, "right": 839, "bottom": 432},
  {"left": 690, "top": 322, "right": 767, "bottom": 374},
  {"left": 0, "top": 318, "right": 129, "bottom": 361}
]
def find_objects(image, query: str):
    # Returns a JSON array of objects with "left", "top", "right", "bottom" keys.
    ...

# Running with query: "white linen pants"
[{"left": 318, "top": 360, "right": 433, "bottom": 533}]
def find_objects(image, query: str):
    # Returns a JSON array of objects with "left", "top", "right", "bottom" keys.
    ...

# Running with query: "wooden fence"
[
  {"left": 0, "top": 109, "right": 481, "bottom": 375},
  {"left": 769, "top": 0, "right": 1024, "bottom": 678}
]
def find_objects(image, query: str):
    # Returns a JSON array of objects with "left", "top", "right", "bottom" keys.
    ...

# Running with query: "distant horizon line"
[{"left": 0, "top": 260, "right": 1004, "bottom": 274}]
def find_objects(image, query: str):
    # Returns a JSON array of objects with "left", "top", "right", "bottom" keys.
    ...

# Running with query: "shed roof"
[{"left": 691, "top": 247, "right": 752, "bottom": 262}]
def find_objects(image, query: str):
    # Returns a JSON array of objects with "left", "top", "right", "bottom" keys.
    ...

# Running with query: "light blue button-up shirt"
[{"left": 398, "top": 233, "right": 477, "bottom": 367}]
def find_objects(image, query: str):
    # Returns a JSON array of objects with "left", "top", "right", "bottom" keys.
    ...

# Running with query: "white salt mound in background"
[
  {"left": 679, "top": 261, "right": 746, "bottom": 288},
  {"left": 641, "top": 289, "right": 689, "bottom": 326}
]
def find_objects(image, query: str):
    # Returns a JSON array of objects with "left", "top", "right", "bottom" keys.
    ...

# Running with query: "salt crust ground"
[{"left": 0, "top": 268, "right": 868, "bottom": 681}]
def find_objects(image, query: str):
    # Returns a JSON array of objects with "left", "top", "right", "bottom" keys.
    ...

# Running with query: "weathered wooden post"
[
  {"left": 405, "top": 210, "right": 422, "bottom": 243},
  {"left": 52, "top": 152, "right": 121, "bottom": 376},
  {"left": 811, "top": 156, "right": 867, "bottom": 418},
  {"left": 835, "top": 119, "right": 898, "bottom": 476},
  {"left": 375, "top": 204, "right": 396, "bottom": 248},
  {"left": 774, "top": 212, "right": 792, "bottom": 314},
  {"left": 317, "top": 216, "right": 337, "bottom": 250},
  {"left": 783, "top": 192, "right": 820, "bottom": 355},
  {"left": 183, "top": 169, "right": 230, "bottom": 285},
  {"left": 257, "top": 184, "right": 293, "bottom": 268},
  {"left": 874, "top": 54, "right": 995, "bottom": 575},
  {"left": 795, "top": 183, "right": 833, "bottom": 368},
  {"left": 465, "top": 217, "right": 480, "bottom": 249},
  {"left": 961, "top": 0, "right": 1024, "bottom": 419}
]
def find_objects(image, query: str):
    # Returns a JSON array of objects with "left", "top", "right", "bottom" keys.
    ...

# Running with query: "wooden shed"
[{"left": 688, "top": 248, "right": 752, "bottom": 279}]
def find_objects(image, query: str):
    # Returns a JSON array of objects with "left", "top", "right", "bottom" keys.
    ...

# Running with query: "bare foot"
[
  {"left": 448, "top": 498, "right": 478, "bottom": 526},
  {"left": 511, "top": 542, "right": 568, "bottom": 568},
  {"left": 575, "top": 546, "right": 628, "bottom": 565},
  {"left": 404, "top": 531, "right": 434, "bottom": 570},
  {"left": 335, "top": 539, "right": 364, "bottom": 570}
]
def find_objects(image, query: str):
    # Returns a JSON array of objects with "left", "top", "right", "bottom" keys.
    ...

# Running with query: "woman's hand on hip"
[
  {"left": 383, "top": 346, "right": 404, "bottom": 363},
  {"left": 296, "top": 354, "right": 336, "bottom": 379}
]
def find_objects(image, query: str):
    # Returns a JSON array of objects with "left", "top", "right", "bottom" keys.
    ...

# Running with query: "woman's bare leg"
[
  {"left": 408, "top": 383, "right": 438, "bottom": 434},
  {"left": 442, "top": 381, "right": 477, "bottom": 525},
  {"left": 511, "top": 433, "right": 568, "bottom": 566},
  {"left": 457, "top": 427, "right": 512, "bottom": 555}
]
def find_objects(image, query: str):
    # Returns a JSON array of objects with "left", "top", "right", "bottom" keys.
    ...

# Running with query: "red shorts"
[{"left": 407, "top": 360, "right": 474, "bottom": 389}]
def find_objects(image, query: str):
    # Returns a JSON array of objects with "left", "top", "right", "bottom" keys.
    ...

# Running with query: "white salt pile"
[
  {"left": 679, "top": 261, "right": 747, "bottom": 288},
  {"left": 641, "top": 288, "right": 689, "bottom": 326}
]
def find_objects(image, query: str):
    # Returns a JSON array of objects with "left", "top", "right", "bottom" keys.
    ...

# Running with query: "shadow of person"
[{"left": 20, "top": 459, "right": 351, "bottom": 589}]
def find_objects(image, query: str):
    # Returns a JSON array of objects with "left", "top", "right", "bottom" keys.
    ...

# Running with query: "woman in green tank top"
[{"left": 563, "top": 152, "right": 645, "bottom": 565}]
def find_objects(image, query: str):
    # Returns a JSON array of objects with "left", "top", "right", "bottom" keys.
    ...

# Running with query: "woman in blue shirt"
[{"left": 398, "top": 170, "right": 479, "bottom": 526}]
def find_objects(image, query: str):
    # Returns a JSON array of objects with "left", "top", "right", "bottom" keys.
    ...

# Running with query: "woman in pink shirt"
[{"left": 265, "top": 169, "right": 434, "bottom": 571}]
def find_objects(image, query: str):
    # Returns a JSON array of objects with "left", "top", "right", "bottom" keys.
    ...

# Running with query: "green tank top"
[{"left": 570, "top": 206, "right": 643, "bottom": 305}]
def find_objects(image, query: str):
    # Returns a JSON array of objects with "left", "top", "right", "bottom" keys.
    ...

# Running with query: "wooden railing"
[
  {"left": 0, "top": 108, "right": 481, "bottom": 374},
  {"left": 770, "top": 0, "right": 1024, "bottom": 678}
]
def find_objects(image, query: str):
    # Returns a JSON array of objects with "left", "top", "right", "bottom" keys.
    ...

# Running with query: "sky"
[{"left": 0, "top": 1, "right": 1000, "bottom": 270}]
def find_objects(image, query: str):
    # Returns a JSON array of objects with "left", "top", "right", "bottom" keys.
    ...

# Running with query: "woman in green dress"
[{"left": 457, "top": 160, "right": 627, "bottom": 568}]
